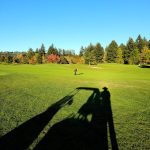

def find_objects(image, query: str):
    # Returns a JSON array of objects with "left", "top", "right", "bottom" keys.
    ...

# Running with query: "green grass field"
[{"left": 0, "top": 63, "right": 150, "bottom": 149}]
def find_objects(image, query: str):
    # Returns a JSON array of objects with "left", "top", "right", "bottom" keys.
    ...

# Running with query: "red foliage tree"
[{"left": 47, "top": 54, "right": 60, "bottom": 63}]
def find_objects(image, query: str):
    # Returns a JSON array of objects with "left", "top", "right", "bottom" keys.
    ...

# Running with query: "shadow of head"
[{"left": 35, "top": 87, "right": 118, "bottom": 150}]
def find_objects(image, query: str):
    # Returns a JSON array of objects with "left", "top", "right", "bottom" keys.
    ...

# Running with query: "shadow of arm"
[{"left": 0, "top": 95, "right": 74, "bottom": 150}]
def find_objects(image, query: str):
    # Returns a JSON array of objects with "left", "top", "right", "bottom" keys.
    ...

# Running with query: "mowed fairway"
[{"left": 0, "top": 64, "right": 150, "bottom": 149}]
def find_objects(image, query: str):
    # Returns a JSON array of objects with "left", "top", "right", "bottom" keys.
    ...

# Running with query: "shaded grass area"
[{"left": 0, "top": 64, "right": 150, "bottom": 149}]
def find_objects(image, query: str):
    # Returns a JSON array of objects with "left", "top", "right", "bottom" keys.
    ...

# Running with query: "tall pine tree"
[
  {"left": 105, "top": 40, "right": 118, "bottom": 63},
  {"left": 94, "top": 43, "right": 104, "bottom": 63},
  {"left": 136, "top": 35, "right": 145, "bottom": 53},
  {"left": 47, "top": 44, "right": 58, "bottom": 55},
  {"left": 84, "top": 43, "right": 95, "bottom": 64},
  {"left": 124, "top": 38, "right": 136, "bottom": 64}
]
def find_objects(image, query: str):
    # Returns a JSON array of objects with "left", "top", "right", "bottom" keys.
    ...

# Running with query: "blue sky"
[{"left": 0, "top": 0, "right": 150, "bottom": 53}]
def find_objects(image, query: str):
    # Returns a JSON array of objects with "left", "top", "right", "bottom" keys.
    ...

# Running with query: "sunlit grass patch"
[{"left": 0, "top": 63, "right": 150, "bottom": 149}]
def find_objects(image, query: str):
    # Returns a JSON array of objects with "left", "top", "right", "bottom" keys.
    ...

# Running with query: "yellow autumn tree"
[
  {"left": 116, "top": 47, "right": 123, "bottom": 64},
  {"left": 140, "top": 46, "right": 150, "bottom": 64}
]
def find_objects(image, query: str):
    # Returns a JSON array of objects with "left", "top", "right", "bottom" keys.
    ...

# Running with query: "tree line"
[
  {"left": 0, "top": 44, "right": 82, "bottom": 64},
  {"left": 81, "top": 35, "right": 150, "bottom": 65},
  {"left": 0, "top": 35, "right": 150, "bottom": 65}
]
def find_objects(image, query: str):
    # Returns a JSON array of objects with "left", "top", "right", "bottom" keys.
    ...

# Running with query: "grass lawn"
[{"left": 0, "top": 63, "right": 150, "bottom": 149}]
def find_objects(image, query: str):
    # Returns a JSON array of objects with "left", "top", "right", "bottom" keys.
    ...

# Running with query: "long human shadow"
[
  {"left": 34, "top": 87, "right": 119, "bottom": 150},
  {"left": 0, "top": 91, "right": 77, "bottom": 150}
]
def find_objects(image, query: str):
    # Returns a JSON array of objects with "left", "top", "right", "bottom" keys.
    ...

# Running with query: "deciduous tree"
[
  {"left": 129, "top": 48, "right": 140, "bottom": 64},
  {"left": 47, "top": 54, "right": 60, "bottom": 63},
  {"left": 116, "top": 47, "right": 123, "bottom": 64},
  {"left": 140, "top": 46, "right": 150, "bottom": 64}
]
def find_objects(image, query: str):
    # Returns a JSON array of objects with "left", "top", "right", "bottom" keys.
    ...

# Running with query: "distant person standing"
[{"left": 74, "top": 68, "right": 77, "bottom": 75}]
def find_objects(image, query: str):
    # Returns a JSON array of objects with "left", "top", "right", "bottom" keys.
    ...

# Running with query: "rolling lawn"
[{"left": 0, "top": 64, "right": 150, "bottom": 149}]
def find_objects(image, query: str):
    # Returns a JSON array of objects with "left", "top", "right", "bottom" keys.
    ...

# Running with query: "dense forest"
[{"left": 0, "top": 35, "right": 150, "bottom": 65}]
